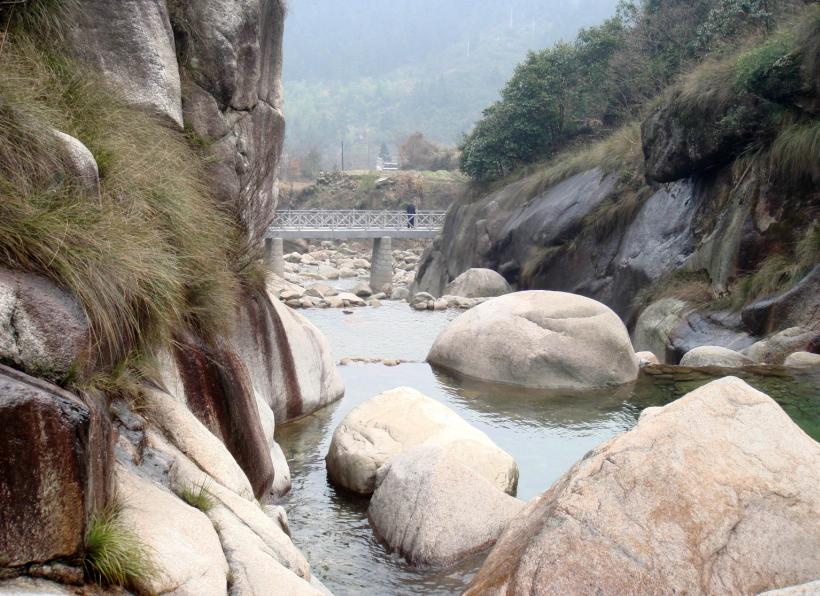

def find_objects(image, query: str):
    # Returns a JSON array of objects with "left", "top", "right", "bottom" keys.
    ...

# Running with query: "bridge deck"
[{"left": 266, "top": 209, "right": 445, "bottom": 240}]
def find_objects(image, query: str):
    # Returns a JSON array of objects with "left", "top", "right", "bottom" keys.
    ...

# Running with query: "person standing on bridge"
[{"left": 406, "top": 202, "right": 416, "bottom": 228}]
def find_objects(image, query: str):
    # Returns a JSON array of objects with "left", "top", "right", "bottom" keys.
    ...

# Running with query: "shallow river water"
[{"left": 275, "top": 297, "right": 820, "bottom": 596}]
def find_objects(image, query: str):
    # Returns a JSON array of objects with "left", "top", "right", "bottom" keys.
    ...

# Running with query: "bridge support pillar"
[
  {"left": 265, "top": 237, "right": 285, "bottom": 278},
  {"left": 370, "top": 236, "right": 393, "bottom": 294}
]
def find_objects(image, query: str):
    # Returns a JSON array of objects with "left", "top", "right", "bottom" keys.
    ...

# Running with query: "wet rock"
[
  {"left": 444, "top": 268, "right": 511, "bottom": 298},
  {"left": 339, "top": 267, "right": 357, "bottom": 278},
  {"left": 337, "top": 292, "right": 366, "bottom": 307},
  {"left": 466, "top": 377, "right": 820, "bottom": 595},
  {"left": 0, "top": 365, "right": 112, "bottom": 567},
  {"left": 743, "top": 326, "right": 818, "bottom": 365},
  {"left": 391, "top": 287, "right": 410, "bottom": 301},
  {"left": 117, "top": 466, "right": 228, "bottom": 595},
  {"left": 433, "top": 298, "right": 448, "bottom": 311},
  {"left": 679, "top": 345, "right": 754, "bottom": 368},
  {"left": 783, "top": 351, "right": 820, "bottom": 367},
  {"left": 326, "top": 387, "right": 518, "bottom": 496},
  {"left": 428, "top": 291, "right": 638, "bottom": 390},
  {"left": 64, "top": 0, "right": 182, "bottom": 125},
  {"left": 369, "top": 445, "right": 525, "bottom": 568},
  {"left": 0, "top": 268, "right": 91, "bottom": 379}
]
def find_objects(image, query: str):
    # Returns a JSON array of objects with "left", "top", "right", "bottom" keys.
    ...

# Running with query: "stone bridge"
[{"left": 264, "top": 209, "right": 446, "bottom": 291}]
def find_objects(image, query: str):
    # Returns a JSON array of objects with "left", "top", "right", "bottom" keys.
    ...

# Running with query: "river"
[{"left": 275, "top": 298, "right": 820, "bottom": 596}]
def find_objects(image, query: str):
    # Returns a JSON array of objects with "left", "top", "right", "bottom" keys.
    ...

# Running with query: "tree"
[{"left": 300, "top": 148, "right": 323, "bottom": 179}]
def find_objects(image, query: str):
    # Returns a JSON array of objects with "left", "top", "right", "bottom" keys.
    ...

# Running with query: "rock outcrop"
[
  {"left": 466, "top": 377, "right": 820, "bottom": 595},
  {"left": 172, "top": 0, "right": 286, "bottom": 244},
  {"left": 428, "top": 291, "right": 639, "bottom": 390},
  {"left": 0, "top": 268, "right": 91, "bottom": 379},
  {"left": 679, "top": 345, "right": 754, "bottom": 368},
  {"left": 63, "top": 0, "right": 286, "bottom": 243},
  {"left": 232, "top": 282, "right": 345, "bottom": 423},
  {"left": 0, "top": 365, "right": 112, "bottom": 567},
  {"left": 117, "top": 466, "right": 229, "bottom": 595},
  {"left": 326, "top": 387, "right": 518, "bottom": 495},
  {"left": 64, "top": 0, "right": 183, "bottom": 125},
  {"left": 443, "top": 268, "right": 511, "bottom": 298},
  {"left": 368, "top": 445, "right": 524, "bottom": 568}
]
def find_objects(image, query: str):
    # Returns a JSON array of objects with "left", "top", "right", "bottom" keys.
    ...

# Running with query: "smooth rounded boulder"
[
  {"left": 325, "top": 387, "right": 518, "bottom": 495},
  {"left": 368, "top": 445, "right": 524, "bottom": 567},
  {"left": 680, "top": 345, "right": 753, "bottom": 368},
  {"left": 428, "top": 291, "right": 639, "bottom": 390},
  {"left": 444, "top": 268, "right": 511, "bottom": 298},
  {"left": 783, "top": 351, "right": 820, "bottom": 367},
  {"left": 465, "top": 377, "right": 820, "bottom": 595}
]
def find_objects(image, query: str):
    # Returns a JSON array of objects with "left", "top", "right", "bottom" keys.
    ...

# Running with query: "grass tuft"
[
  {"left": 0, "top": 37, "right": 250, "bottom": 380},
  {"left": 83, "top": 501, "right": 156, "bottom": 588},
  {"left": 177, "top": 480, "right": 216, "bottom": 512}
]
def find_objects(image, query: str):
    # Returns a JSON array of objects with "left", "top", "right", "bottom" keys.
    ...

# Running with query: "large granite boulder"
[
  {"left": 232, "top": 282, "right": 344, "bottom": 423},
  {"left": 173, "top": 0, "right": 286, "bottom": 244},
  {"left": 64, "top": 0, "right": 182, "bottom": 125},
  {"left": 679, "top": 345, "right": 754, "bottom": 368},
  {"left": 0, "top": 268, "right": 91, "bottom": 379},
  {"left": 443, "top": 268, "right": 511, "bottom": 298},
  {"left": 368, "top": 445, "right": 524, "bottom": 568},
  {"left": 466, "top": 377, "right": 820, "bottom": 595},
  {"left": 0, "top": 365, "right": 112, "bottom": 567},
  {"left": 326, "top": 387, "right": 517, "bottom": 495},
  {"left": 117, "top": 466, "right": 228, "bottom": 596},
  {"left": 428, "top": 291, "right": 639, "bottom": 390}
]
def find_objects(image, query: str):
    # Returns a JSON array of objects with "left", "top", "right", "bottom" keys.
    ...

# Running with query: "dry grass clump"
[
  {"left": 0, "top": 36, "right": 248, "bottom": 375},
  {"left": 521, "top": 123, "right": 643, "bottom": 200}
]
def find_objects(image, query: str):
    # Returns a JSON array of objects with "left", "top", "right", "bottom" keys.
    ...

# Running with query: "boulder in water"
[
  {"left": 680, "top": 345, "right": 753, "bottom": 368},
  {"left": 443, "top": 268, "right": 511, "bottom": 298},
  {"left": 368, "top": 445, "right": 524, "bottom": 567},
  {"left": 325, "top": 387, "right": 518, "bottom": 495},
  {"left": 466, "top": 377, "right": 820, "bottom": 595},
  {"left": 428, "top": 291, "right": 638, "bottom": 390}
]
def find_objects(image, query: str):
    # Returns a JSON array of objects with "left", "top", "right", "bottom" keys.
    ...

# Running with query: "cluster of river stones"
[
  {"left": 271, "top": 243, "right": 511, "bottom": 311},
  {"left": 318, "top": 285, "right": 819, "bottom": 593}
]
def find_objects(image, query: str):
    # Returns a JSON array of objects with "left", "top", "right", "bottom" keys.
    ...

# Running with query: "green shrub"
[{"left": 84, "top": 501, "right": 156, "bottom": 588}]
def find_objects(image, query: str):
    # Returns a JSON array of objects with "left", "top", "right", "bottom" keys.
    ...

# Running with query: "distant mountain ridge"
[{"left": 283, "top": 0, "right": 618, "bottom": 167}]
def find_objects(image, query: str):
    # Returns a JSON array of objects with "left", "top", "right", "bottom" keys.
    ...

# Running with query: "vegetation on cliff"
[
  {"left": 0, "top": 5, "right": 259, "bottom": 382},
  {"left": 459, "top": 0, "right": 811, "bottom": 182}
]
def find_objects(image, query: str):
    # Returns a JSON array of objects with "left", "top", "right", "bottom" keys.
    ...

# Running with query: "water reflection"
[{"left": 276, "top": 302, "right": 820, "bottom": 596}]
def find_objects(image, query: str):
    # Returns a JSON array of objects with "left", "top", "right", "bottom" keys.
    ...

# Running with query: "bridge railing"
[{"left": 268, "top": 209, "right": 447, "bottom": 232}]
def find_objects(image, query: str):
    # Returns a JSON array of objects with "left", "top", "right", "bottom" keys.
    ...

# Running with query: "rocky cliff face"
[
  {"left": 0, "top": 1, "right": 344, "bottom": 592},
  {"left": 415, "top": 84, "right": 819, "bottom": 362},
  {"left": 65, "top": 0, "right": 286, "bottom": 245}
]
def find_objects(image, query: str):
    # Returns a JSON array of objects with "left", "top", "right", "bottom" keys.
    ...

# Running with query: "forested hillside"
[{"left": 283, "top": 0, "right": 618, "bottom": 170}]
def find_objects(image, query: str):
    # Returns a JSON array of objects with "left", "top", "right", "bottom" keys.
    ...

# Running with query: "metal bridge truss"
[{"left": 266, "top": 210, "right": 447, "bottom": 239}]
